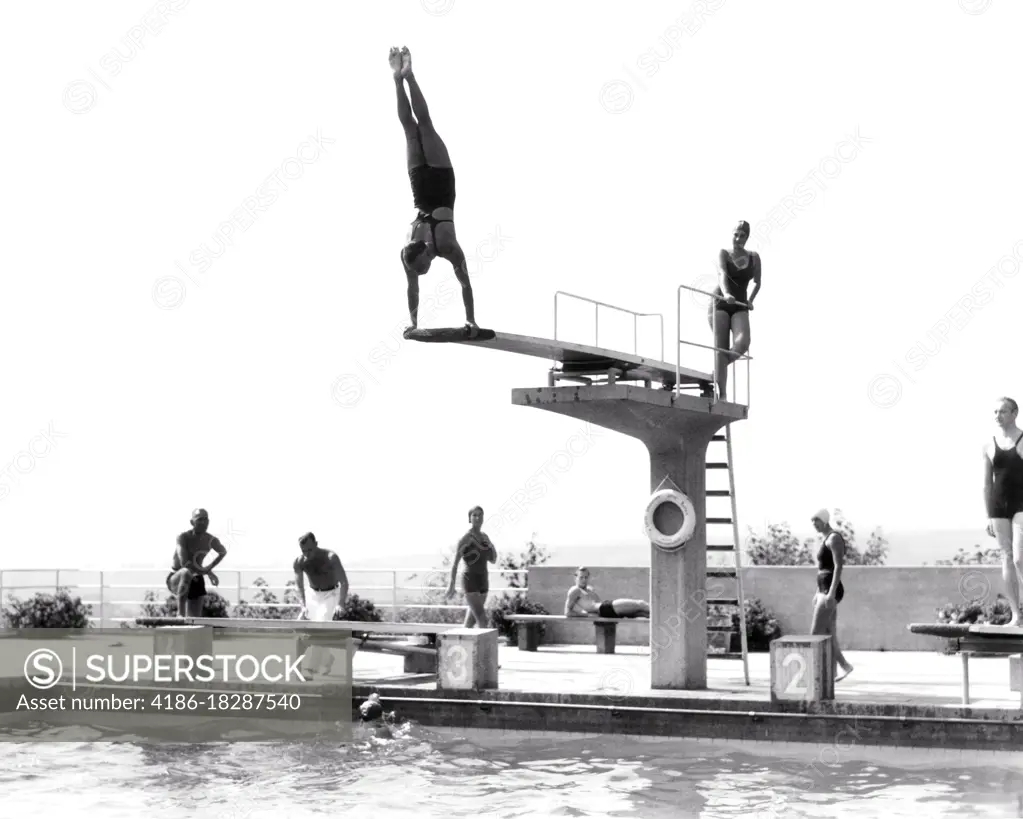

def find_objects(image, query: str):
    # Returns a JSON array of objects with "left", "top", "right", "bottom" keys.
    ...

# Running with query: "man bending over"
[
  {"left": 565, "top": 567, "right": 650, "bottom": 619},
  {"left": 294, "top": 532, "right": 350, "bottom": 677}
]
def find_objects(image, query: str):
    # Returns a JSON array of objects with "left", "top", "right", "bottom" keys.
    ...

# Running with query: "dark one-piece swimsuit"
[
  {"left": 817, "top": 536, "right": 845, "bottom": 603},
  {"left": 711, "top": 252, "right": 757, "bottom": 318},
  {"left": 407, "top": 127, "right": 456, "bottom": 251}
]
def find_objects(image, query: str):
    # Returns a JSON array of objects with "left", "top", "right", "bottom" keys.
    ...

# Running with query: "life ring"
[{"left": 644, "top": 489, "right": 697, "bottom": 551}]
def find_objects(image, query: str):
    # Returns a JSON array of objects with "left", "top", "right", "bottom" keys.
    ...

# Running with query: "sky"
[{"left": 2, "top": 0, "right": 1021, "bottom": 571}]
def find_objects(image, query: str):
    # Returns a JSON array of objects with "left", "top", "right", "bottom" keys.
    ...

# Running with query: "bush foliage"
[
  {"left": 2, "top": 588, "right": 93, "bottom": 628},
  {"left": 746, "top": 510, "right": 888, "bottom": 566}
]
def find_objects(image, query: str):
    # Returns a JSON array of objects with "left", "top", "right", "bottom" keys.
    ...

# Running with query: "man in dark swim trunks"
[
  {"left": 809, "top": 509, "right": 853, "bottom": 681},
  {"left": 166, "top": 508, "right": 228, "bottom": 617},
  {"left": 564, "top": 567, "right": 650, "bottom": 619},
  {"left": 709, "top": 220, "right": 762, "bottom": 401},
  {"left": 983, "top": 396, "right": 1023, "bottom": 627},
  {"left": 390, "top": 46, "right": 479, "bottom": 338}
]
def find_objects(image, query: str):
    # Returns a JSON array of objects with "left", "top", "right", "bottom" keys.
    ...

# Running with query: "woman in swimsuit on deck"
[
  {"left": 390, "top": 46, "right": 479, "bottom": 338},
  {"left": 810, "top": 509, "right": 854, "bottom": 682},
  {"left": 708, "top": 220, "right": 762, "bottom": 400}
]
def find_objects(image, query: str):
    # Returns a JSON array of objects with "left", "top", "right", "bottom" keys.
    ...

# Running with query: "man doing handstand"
[{"left": 390, "top": 46, "right": 479, "bottom": 338}]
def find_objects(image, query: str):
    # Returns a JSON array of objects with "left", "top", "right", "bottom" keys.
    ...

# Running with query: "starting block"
[
  {"left": 438, "top": 628, "right": 499, "bottom": 691},
  {"left": 152, "top": 625, "right": 213, "bottom": 661},
  {"left": 770, "top": 635, "right": 834, "bottom": 703}
]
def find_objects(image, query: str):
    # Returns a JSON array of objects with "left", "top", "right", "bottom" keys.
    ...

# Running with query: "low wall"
[{"left": 526, "top": 565, "right": 1001, "bottom": 651}]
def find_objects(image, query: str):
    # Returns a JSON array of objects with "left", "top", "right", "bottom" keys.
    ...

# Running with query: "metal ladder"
[{"left": 705, "top": 425, "right": 750, "bottom": 685}]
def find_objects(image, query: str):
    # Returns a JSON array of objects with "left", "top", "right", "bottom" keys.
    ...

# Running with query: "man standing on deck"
[
  {"left": 293, "top": 532, "right": 350, "bottom": 677},
  {"left": 166, "top": 508, "right": 229, "bottom": 617}
]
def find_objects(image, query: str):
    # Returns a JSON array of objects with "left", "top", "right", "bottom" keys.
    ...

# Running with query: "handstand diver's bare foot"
[
  {"left": 403, "top": 324, "right": 417, "bottom": 339},
  {"left": 400, "top": 46, "right": 412, "bottom": 78},
  {"left": 389, "top": 47, "right": 403, "bottom": 78}
]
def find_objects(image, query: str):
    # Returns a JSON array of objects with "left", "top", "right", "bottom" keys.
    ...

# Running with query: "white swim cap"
[{"left": 812, "top": 508, "right": 830, "bottom": 525}]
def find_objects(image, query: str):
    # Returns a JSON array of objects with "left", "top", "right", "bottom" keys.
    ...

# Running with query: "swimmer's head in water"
[
  {"left": 811, "top": 509, "right": 830, "bottom": 532},
  {"left": 733, "top": 221, "right": 751, "bottom": 247},
  {"left": 191, "top": 508, "right": 209, "bottom": 533},
  {"left": 299, "top": 532, "right": 317, "bottom": 555},
  {"left": 401, "top": 241, "right": 435, "bottom": 276},
  {"left": 996, "top": 397, "right": 1019, "bottom": 426},
  {"left": 575, "top": 566, "right": 590, "bottom": 588},
  {"left": 359, "top": 693, "right": 384, "bottom": 722}
]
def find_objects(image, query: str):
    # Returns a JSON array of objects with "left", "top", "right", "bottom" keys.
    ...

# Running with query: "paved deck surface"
[{"left": 353, "top": 644, "right": 1022, "bottom": 712}]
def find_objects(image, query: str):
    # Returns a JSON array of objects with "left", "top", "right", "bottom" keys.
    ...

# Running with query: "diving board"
[
  {"left": 425, "top": 330, "right": 714, "bottom": 391},
  {"left": 909, "top": 623, "right": 1023, "bottom": 706},
  {"left": 135, "top": 617, "right": 459, "bottom": 636}
]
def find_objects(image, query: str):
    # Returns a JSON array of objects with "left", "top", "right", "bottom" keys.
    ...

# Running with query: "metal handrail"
[
  {"left": 0, "top": 568, "right": 529, "bottom": 627},
  {"left": 675, "top": 283, "right": 752, "bottom": 406},
  {"left": 554, "top": 291, "right": 665, "bottom": 361}
]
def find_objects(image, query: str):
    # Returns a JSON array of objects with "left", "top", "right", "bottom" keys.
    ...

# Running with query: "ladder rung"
[
  {"left": 707, "top": 626, "right": 734, "bottom": 633},
  {"left": 708, "top": 544, "right": 736, "bottom": 550},
  {"left": 706, "top": 490, "right": 731, "bottom": 497},
  {"left": 711, "top": 434, "right": 726, "bottom": 441},
  {"left": 708, "top": 569, "right": 736, "bottom": 578},
  {"left": 712, "top": 652, "right": 745, "bottom": 660},
  {"left": 707, "top": 463, "right": 729, "bottom": 469},
  {"left": 706, "top": 517, "right": 732, "bottom": 524},
  {"left": 707, "top": 598, "right": 739, "bottom": 606}
]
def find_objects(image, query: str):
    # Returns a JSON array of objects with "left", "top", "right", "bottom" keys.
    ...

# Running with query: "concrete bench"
[{"left": 506, "top": 614, "right": 650, "bottom": 654}]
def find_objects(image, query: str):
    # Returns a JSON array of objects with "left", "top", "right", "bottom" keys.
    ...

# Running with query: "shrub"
[
  {"left": 235, "top": 578, "right": 300, "bottom": 620},
  {"left": 936, "top": 595, "right": 1011, "bottom": 626},
  {"left": 395, "top": 605, "right": 466, "bottom": 625},
  {"left": 341, "top": 594, "right": 383, "bottom": 623},
  {"left": 2, "top": 588, "right": 93, "bottom": 628},
  {"left": 710, "top": 597, "right": 782, "bottom": 653},
  {"left": 138, "top": 589, "right": 231, "bottom": 619},
  {"left": 487, "top": 593, "right": 550, "bottom": 643}
]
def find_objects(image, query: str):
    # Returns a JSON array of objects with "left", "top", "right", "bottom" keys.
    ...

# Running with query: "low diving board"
[
  {"left": 909, "top": 623, "right": 1023, "bottom": 706},
  {"left": 444, "top": 330, "right": 713, "bottom": 391}
]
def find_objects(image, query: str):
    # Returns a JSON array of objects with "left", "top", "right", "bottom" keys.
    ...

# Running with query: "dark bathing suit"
[
  {"left": 817, "top": 536, "right": 845, "bottom": 603},
  {"left": 408, "top": 127, "right": 456, "bottom": 249},
  {"left": 166, "top": 531, "right": 208, "bottom": 599},
  {"left": 988, "top": 432, "right": 1023, "bottom": 519},
  {"left": 598, "top": 601, "right": 618, "bottom": 618},
  {"left": 711, "top": 252, "right": 757, "bottom": 318},
  {"left": 461, "top": 535, "right": 490, "bottom": 595}
]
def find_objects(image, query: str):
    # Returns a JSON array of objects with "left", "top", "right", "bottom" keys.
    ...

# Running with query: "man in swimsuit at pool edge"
[
  {"left": 565, "top": 567, "right": 650, "bottom": 619},
  {"left": 390, "top": 46, "right": 480, "bottom": 339},
  {"left": 983, "top": 396, "right": 1023, "bottom": 627}
]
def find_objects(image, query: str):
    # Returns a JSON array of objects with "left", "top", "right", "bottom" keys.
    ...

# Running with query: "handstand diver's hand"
[
  {"left": 724, "top": 295, "right": 736, "bottom": 305},
  {"left": 207, "top": 571, "right": 219, "bottom": 587}
]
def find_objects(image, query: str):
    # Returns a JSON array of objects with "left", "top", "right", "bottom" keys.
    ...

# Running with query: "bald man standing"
[{"left": 166, "top": 508, "right": 228, "bottom": 617}]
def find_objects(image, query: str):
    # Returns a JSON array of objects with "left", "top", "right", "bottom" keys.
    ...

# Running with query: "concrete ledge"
[{"left": 352, "top": 684, "right": 1023, "bottom": 751}]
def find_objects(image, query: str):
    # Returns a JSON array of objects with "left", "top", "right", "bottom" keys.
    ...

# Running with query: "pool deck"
[{"left": 350, "top": 645, "right": 1023, "bottom": 751}]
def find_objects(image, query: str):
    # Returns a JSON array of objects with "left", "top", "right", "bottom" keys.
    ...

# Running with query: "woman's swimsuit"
[
  {"left": 711, "top": 252, "right": 757, "bottom": 317},
  {"left": 408, "top": 127, "right": 456, "bottom": 245},
  {"left": 988, "top": 432, "right": 1023, "bottom": 519},
  {"left": 816, "top": 535, "right": 845, "bottom": 603}
]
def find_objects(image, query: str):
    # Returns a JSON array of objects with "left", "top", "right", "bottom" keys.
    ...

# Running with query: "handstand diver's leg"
[{"left": 400, "top": 47, "right": 452, "bottom": 168}]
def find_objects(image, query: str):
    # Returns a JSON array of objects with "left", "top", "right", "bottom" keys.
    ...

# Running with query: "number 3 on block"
[{"left": 444, "top": 644, "right": 469, "bottom": 685}]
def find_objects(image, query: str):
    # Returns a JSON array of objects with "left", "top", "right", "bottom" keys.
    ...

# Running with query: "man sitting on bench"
[{"left": 564, "top": 567, "right": 650, "bottom": 619}]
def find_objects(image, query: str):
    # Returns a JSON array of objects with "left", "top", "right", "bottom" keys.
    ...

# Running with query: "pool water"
[{"left": 1, "top": 723, "right": 1022, "bottom": 818}]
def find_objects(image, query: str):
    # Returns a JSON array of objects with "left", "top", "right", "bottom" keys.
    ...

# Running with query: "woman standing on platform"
[
  {"left": 810, "top": 509, "right": 854, "bottom": 682},
  {"left": 446, "top": 506, "right": 497, "bottom": 628},
  {"left": 708, "top": 221, "right": 762, "bottom": 400}
]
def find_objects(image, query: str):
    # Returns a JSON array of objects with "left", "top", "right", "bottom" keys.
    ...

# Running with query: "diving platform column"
[{"left": 511, "top": 384, "right": 747, "bottom": 689}]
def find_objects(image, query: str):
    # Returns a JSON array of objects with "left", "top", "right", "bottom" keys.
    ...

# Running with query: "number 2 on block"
[{"left": 782, "top": 652, "right": 808, "bottom": 695}]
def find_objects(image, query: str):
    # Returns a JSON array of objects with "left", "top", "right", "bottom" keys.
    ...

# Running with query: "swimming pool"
[{"left": 2, "top": 725, "right": 1022, "bottom": 818}]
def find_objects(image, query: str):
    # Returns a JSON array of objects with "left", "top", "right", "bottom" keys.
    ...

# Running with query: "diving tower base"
[{"left": 511, "top": 385, "right": 748, "bottom": 690}]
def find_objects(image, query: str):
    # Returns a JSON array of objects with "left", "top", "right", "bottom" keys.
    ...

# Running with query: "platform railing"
[
  {"left": 553, "top": 291, "right": 665, "bottom": 361},
  {"left": 676, "top": 284, "right": 752, "bottom": 406},
  {"left": 0, "top": 568, "right": 528, "bottom": 628}
]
